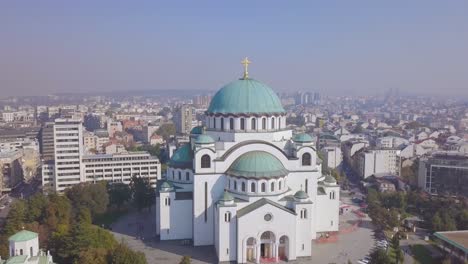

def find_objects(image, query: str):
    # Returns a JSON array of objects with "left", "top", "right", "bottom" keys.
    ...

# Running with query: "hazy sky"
[{"left": 1, "top": 1, "right": 467, "bottom": 97}]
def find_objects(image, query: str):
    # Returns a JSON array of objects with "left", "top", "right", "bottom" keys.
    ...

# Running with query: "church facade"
[{"left": 155, "top": 61, "right": 340, "bottom": 263}]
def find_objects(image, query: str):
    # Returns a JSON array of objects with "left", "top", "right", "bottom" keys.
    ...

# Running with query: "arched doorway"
[
  {"left": 260, "top": 231, "right": 276, "bottom": 261},
  {"left": 278, "top": 235, "right": 289, "bottom": 261},
  {"left": 246, "top": 237, "right": 256, "bottom": 262}
]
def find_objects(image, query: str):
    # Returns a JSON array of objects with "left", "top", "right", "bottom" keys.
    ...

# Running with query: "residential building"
[
  {"left": 0, "top": 151, "right": 24, "bottom": 194},
  {"left": 320, "top": 146, "right": 343, "bottom": 170},
  {"left": 418, "top": 152, "right": 468, "bottom": 197},
  {"left": 356, "top": 148, "right": 400, "bottom": 179},
  {"left": 174, "top": 105, "right": 194, "bottom": 135}
]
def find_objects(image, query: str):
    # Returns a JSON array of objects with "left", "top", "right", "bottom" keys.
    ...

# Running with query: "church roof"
[
  {"left": 207, "top": 79, "right": 285, "bottom": 115},
  {"left": 226, "top": 151, "right": 288, "bottom": 179},
  {"left": 294, "top": 190, "right": 309, "bottom": 199},
  {"left": 195, "top": 134, "right": 215, "bottom": 144},
  {"left": 190, "top": 126, "right": 203, "bottom": 135},
  {"left": 9, "top": 230, "right": 38, "bottom": 242},
  {"left": 169, "top": 144, "right": 192, "bottom": 168},
  {"left": 293, "top": 133, "right": 314, "bottom": 143},
  {"left": 237, "top": 198, "right": 296, "bottom": 218},
  {"left": 324, "top": 174, "right": 337, "bottom": 184}
]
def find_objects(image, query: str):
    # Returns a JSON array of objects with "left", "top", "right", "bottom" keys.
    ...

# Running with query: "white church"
[{"left": 155, "top": 59, "right": 340, "bottom": 263}]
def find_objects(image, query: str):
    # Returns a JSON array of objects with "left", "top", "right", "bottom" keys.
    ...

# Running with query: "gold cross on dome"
[{"left": 241, "top": 57, "right": 251, "bottom": 79}]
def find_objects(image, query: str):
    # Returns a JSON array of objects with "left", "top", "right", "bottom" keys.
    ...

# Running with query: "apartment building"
[
  {"left": 42, "top": 118, "right": 161, "bottom": 193},
  {"left": 356, "top": 148, "right": 400, "bottom": 179}
]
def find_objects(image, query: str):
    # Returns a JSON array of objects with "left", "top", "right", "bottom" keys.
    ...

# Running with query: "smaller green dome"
[
  {"left": 9, "top": 230, "right": 38, "bottom": 242},
  {"left": 294, "top": 190, "right": 309, "bottom": 199},
  {"left": 293, "top": 133, "right": 314, "bottom": 143},
  {"left": 159, "top": 181, "right": 174, "bottom": 192},
  {"left": 220, "top": 191, "right": 234, "bottom": 202},
  {"left": 227, "top": 151, "right": 288, "bottom": 179},
  {"left": 191, "top": 126, "right": 204, "bottom": 135},
  {"left": 324, "top": 174, "right": 337, "bottom": 184},
  {"left": 195, "top": 134, "right": 215, "bottom": 144},
  {"left": 169, "top": 144, "right": 193, "bottom": 168}
]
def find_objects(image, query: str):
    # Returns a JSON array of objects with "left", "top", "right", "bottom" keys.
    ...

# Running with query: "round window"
[{"left": 264, "top": 213, "right": 273, "bottom": 222}]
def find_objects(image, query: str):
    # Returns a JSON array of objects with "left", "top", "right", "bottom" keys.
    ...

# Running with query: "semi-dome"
[
  {"left": 324, "top": 174, "right": 337, "bottom": 184},
  {"left": 191, "top": 126, "right": 204, "bottom": 135},
  {"left": 226, "top": 151, "right": 288, "bottom": 179},
  {"left": 294, "top": 190, "right": 309, "bottom": 199},
  {"left": 207, "top": 79, "right": 285, "bottom": 115},
  {"left": 159, "top": 181, "right": 174, "bottom": 192},
  {"left": 169, "top": 144, "right": 192, "bottom": 168},
  {"left": 195, "top": 134, "right": 215, "bottom": 144},
  {"left": 293, "top": 133, "right": 314, "bottom": 143}
]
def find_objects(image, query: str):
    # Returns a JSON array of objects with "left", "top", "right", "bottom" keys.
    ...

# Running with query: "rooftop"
[{"left": 434, "top": 230, "right": 468, "bottom": 254}]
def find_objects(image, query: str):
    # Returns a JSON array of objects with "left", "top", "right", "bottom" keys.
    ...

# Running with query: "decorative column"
[
  {"left": 255, "top": 243, "right": 260, "bottom": 264},
  {"left": 274, "top": 242, "right": 279, "bottom": 262}
]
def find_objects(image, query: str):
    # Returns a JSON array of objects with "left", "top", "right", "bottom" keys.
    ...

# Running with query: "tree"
[
  {"left": 108, "top": 183, "right": 132, "bottom": 208},
  {"left": 27, "top": 193, "right": 48, "bottom": 223},
  {"left": 369, "top": 249, "right": 391, "bottom": 264},
  {"left": 3, "top": 200, "right": 27, "bottom": 236},
  {"left": 109, "top": 243, "right": 147, "bottom": 264},
  {"left": 179, "top": 256, "right": 191, "bottom": 264},
  {"left": 76, "top": 248, "right": 108, "bottom": 264},
  {"left": 66, "top": 182, "right": 109, "bottom": 218},
  {"left": 130, "top": 176, "right": 155, "bottom": 211},
  {"left": 157, "top": 123, "right": 176, "bottom": 140}
]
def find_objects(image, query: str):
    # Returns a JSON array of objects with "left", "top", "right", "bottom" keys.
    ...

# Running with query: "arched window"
[
  {"left": 20, "top": 249, "right": 23, "bottom": 255},
  {"left": 178, "top": 171, "right": 181, "bottom": 181},
  {"left": 262, "top": 118, "right": 266, "bottom": 130},
  {"left": 302, "top": 153, "right": 311, "bottom": 166},
  {"left": 301, "top": 209, "right": 307, "bottom": 219},
  {"left": 261, "top": 182, "right": 266, "bottom": 192},
  {"left": 251, "top": 182, "right": 256, "bottom": 192},
  {"left": 278, "top": 117, "right": 281, "bottom": 128},
  {"left": 30, "top": 247, "right": 33, "bottom": 257},
  {"left": 201, "top": 154, "right": 211, "bottom": 168},
  {"left": 330, "top": 191, "right": 336, "bottom": 200},
  {"left": 279, "top": 181, "right": 282, "bottom": 190},
  {"left": 228, "top": 179, "right": 231, "bottom": 189},
  {"left": 229, "top": 118, "right": 234, "bottom": 130},
  {"left": 251, "top": 118, "right": 256, "bottom": 130},
  {"left": 240, "top": 118, "right": 245, "bottom": 130},
  {"left": 213, "top": 117, "right": 217, "bottom": 129},
  {"left": 271, "top": 117, "right": 275, "bottom": 129},
  {"left": 186, "top": 172, "right": 190, "bottom": 181},
  {"left": 241, "top": 182, "right": 246, "bottom": 192},
  {"left": 305, "top": 179, "right": 308, "bottom": 194},
  {"left": 270, "top": 182, "right": 275, "bottom": 192},
  {"left": 234, "top": 180, "right": 237, "bottom": 190},
  {"left": 225, "top": 211, "right": 231, "bottom": 222},
  {"left": 220, "top": 118, "right": 224, "bottom": 130}
]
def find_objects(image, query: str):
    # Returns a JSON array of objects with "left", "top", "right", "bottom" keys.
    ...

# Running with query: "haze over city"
[{"left": 1, "top": 0, "right": 468, "bottom": 98}]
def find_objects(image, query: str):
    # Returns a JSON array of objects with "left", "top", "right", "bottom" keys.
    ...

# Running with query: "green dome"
[
  {"left": 159, "top": 181, "right": 174, "bottom": 192},
  {"left": 324, "top": 174, "right": 337, "bottom": 184},
  {"left": 207, "top": 79, "right": 285, "bottom": 115},
  {"left": 191, "top": 126, "right": 203, "bottom": 135},
  {"left": 9, "top": 230, "right": 38, "bottom": 242},
  {"left": 293, "top": 133, "right": 314, "bottom": 143},
  {"left": 220, "top": 191, "right": 234, "bottom": 202},
  {"left": 169, "top": 144, "right": 193, "bottom": 168},
  {"left": 226, "top": 151, "right": 288, "bottom": 179},
  {"left": 294, "top": 190, "right": 309, "bottom": 199},
  {"left": 195, "top": 134, "right": 215, "bottom": 144}
]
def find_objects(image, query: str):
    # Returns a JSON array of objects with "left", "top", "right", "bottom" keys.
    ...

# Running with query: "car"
[
  {"left": 360, "top": 259, "right": 369, "bottom": 264},
  {"left": 0, "top": 205, "right": 6, "bottom": 210},
  {"left": 357, "top": 261, "right": 367, "bottom": 264}
]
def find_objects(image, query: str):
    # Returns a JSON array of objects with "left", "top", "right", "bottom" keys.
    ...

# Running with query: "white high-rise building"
[
  {"left": 42, "top": 118, "right": 161, "bottom": 193},
  {"left": 53, "top": 118, "right": 84, "bottom": 192}
]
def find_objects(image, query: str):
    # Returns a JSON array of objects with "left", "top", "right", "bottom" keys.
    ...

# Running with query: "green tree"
[
  {"left": 3, "top": 200, "right": 27, "bottom": 236},
  {"left": 369, "top": 249, "right": 391, "bottom": 264},
  {"left": 66, "top": 182, "right": 109, "bottom": 218},
  {"left": 109, "top": 243, "right": 147, "bottom": 264},
  {"left": 130, "top": 176, "right": 155, "bottom": 211},
  {"left": 26, "top": 193, "right": 48, "bottom": 223},
  {"left": 157, "top": 123, "right": 176, "bottom": 140},
  {"left": 179, "top": 256, "right": 191, "bottom": 264},
  {"left": 108, "top": 183, "right": 132, "bottom": 208},
  {"left": 76, "top": 248, "right": 109, "bottom": 264}
]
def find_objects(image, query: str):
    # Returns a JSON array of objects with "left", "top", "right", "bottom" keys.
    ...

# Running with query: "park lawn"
[
  {"left": 94, "top": 209, "right": 128, "bottom": 228},
  {"left": 410, "top": 244, "right": 436, "bottom": 264}
]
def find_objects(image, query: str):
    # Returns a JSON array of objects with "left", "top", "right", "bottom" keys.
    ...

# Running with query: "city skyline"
[{"left": 1, "top": 1, "right": 468, "bottom": 98}]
